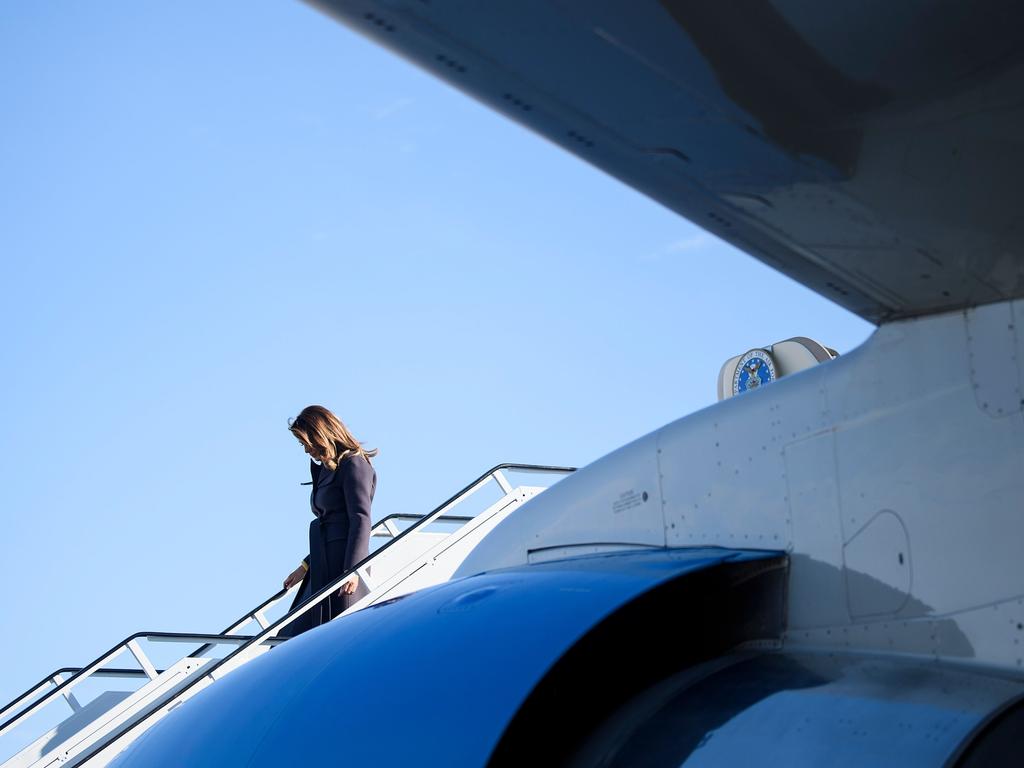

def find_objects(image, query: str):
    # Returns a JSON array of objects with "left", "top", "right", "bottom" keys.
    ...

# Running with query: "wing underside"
[{"left": 311, "top": 0, "right": 1024, "bottom": 323}]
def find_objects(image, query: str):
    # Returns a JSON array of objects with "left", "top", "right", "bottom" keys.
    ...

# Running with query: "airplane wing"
[{"left": 309, "top": 0, "right": 1024, "bottom": 323}]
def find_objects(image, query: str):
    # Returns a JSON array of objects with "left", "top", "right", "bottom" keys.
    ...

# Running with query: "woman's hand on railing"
[
  {"left": 339, "top": 573, "right": 359, "bottom": 596},
  {"left": 282, "top": 565, "right": 306, "bottom": 590}
]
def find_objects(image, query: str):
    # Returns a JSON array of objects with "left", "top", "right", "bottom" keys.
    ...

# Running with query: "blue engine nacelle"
[{"left": 111, "top": 548, "right": 1022, "bottom": 766}]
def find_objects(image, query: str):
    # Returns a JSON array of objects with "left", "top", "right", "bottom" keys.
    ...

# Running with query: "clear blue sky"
[{"left": 0, "top": 1, "right": 873, "bottom": 708}]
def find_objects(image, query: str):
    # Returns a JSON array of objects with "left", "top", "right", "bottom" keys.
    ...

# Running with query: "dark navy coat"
[{"left": 281, "top": 453, "right": 376, "bottom": 637}]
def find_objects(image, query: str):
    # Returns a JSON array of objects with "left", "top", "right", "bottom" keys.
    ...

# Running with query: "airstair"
[{"left": 0, "top": 464, "right": 573, "bottom": 768}]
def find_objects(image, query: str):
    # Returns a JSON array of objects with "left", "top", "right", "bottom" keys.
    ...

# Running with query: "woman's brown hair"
[{"left": 288, "top": 405, "right": 378, "bottom": 471}]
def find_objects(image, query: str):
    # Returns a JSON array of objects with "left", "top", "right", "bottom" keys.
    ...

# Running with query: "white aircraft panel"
[
  {"left": 783, "top": 431, "right": 847, "bottom": 628},
  {"left": 830, "top": 308, "right": 1024, "bottom": 617},
  {"left": 966, "top": 299, "right": 1022, "bottom": 418},
  {"left": 453, "top": 432, "right": 665, "bottom": 576},
  {"left": 658, "top": 386, "right": 799, "bottom": 551},
  {"left": 842, "top": 510, "right": 912, "bottom": 619}
]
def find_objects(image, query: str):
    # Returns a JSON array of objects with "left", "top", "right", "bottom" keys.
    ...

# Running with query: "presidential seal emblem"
[{"left": 732, "top": 348, "right": 777, "bottom": 395}]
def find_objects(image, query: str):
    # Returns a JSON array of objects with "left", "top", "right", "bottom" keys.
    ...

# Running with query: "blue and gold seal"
[{"left": 732, "top": 349, "right": 777, "bottom": 395}]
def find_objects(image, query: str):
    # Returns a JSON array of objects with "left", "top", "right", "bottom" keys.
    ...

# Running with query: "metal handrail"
[
  {"left": 0, "top": 463, "right": 575, "bottom": 765},
  {"left": 0, "top": 633, "right": 284, "bottom": 739},
  {"left": 207, "top": 463, "right": 575, "bottom": 641},
  {"left": 280, "top": 463, "right": 575, "bottom": 625},
  {"left": 72, "top": 463, "right": 575, "bottom": 765},
  {"left": 371, "top": 512, "right": 475, "bottom": 533},
  {"left": 55, "top": 668, "right": 169, "bottom": 680}
]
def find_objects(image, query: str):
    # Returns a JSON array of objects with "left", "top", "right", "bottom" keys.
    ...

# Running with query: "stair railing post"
[
  {"left": 51, "top": 673, "right": 82, "bottom": 714},
  {"left": 126, "top": 640, "right": 159, "bottom": 682},
  {"left": 492, "top": 469, "right": 513, "bottom": 495}
]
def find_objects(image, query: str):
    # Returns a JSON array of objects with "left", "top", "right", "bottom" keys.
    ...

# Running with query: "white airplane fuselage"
[{"left": 458, "top": 300, "right": 1024, "bottom": 674}]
